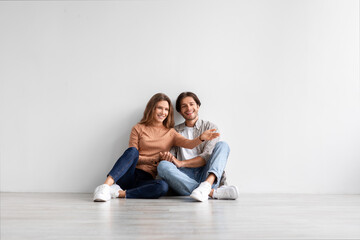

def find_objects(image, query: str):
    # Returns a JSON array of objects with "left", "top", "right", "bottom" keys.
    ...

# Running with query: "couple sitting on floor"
[{"left": 93, "top": 92, "right": 239, "bottom": 202}]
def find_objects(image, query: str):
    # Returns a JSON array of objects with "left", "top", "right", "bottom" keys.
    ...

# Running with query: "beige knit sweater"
[{"left": 129, "top": 123, "right": 202, "bottom": 178}]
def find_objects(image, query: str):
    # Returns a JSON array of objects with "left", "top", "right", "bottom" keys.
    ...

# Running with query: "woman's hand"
[
  {"left": 159, "top": 152, "right": 173, "bottom": 162},
  {"left": 159, "top": 152, "right": 183, "bottom": 168},
  {"left": 199, "top": 129, "right": 220, "bottom": 141}
]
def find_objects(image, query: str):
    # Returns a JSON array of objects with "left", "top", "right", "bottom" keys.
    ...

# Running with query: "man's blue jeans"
[
  {"left": 108, "top": 147, "right": 168, "bottom": 199},
  {"left": 157, "top": 141, "right": 230, "bottom": 195}
]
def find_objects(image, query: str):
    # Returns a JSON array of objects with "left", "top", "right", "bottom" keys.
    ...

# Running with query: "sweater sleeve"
[
  {"left": 172, "top": 129, "right": 202, "bottom": 149},
  {"left": 128, "top": 125, "right": 140, "bottom": 150},
  {"left": 138, "top": 155, "right": 157, "bottom": 165}
]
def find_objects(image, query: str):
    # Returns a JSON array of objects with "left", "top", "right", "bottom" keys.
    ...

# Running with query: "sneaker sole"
[
  {"left": 93, "top": 198, "right": 108, "bottom": 202},
  {"left": 190, "top": 192, "right": 208, "bottom": 202},
  {"left": 93, "top": 194, "right": 111, "bottom": 202}
]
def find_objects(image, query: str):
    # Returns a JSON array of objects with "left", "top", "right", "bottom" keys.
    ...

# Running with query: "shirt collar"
[{"left": 177, "top": 119, "right": 202, "bottom": 131}]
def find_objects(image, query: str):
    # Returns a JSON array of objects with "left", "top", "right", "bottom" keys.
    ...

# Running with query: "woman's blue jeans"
[{"left": 107, "top": 147, "right": 168, "bottom": 199}]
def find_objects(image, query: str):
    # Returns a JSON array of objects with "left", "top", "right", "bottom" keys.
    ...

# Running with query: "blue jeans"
[
  {"left": 108, "top": 147, "right": 168, "bottom": 199},
  {"left": 157, "top": 141, "right": 230, "bottom": 195}
]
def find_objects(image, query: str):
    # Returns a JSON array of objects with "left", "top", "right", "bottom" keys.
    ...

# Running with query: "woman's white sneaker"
[
  {"left": 93, "top": 184, "right": 111, "bottom": 202},
  {"left": 212, "top": 185, "right": 239, "bottom": 200},
  {"left": 110, "top": 184, "right": 122, "bottom": 199}
]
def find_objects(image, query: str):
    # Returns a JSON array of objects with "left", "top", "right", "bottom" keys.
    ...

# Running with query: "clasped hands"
[
  {"left": 159, "top": 151, "right": 183, "bottom": 168},
  {"left": 159, "top": 129, "right": 219, "bottom": 168}
]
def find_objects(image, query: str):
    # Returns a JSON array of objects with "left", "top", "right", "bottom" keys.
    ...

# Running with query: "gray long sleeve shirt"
[
  {"left": 170, "top": 119, "right": 227, "bottom": 186},
  {"left": 170, "top": 119, "right": 219, "bottom": 162}
]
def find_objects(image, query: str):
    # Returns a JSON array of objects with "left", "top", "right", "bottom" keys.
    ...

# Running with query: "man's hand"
[
  {"left": 159, "top": 151, "right": 173, "bottom": 162},
  {"left": 199, "top": 129, "right": 220, "bottom": 141},
  {"left": 159, "top": 152, "right": 183, "bottom": 168}
]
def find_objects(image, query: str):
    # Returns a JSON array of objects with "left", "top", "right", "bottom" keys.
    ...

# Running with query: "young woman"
[{"left": 93, "top": 93, "right": 219, "bottom": 201}]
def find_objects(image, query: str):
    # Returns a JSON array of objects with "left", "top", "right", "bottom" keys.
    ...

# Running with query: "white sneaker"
[
  {"left": 110, "top": 184, "right": 122, "bottom": 199},
  {"left": 212, "top": 185, "right": 239, "bottom": 200},
  {"left": 190, "top": 182, "right": 212, "bottom": 202},
  {"left": 93, "top": 184, "right": 111, "bottom": 202}
]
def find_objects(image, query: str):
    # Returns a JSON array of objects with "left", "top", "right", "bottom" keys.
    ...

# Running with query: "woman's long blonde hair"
[{"left": 139, "top": 93, "right": 175, "bottom": 128}]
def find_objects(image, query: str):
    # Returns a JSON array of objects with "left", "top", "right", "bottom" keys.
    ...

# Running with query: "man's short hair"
[{"left": 175, "top": 92, "right": 201, "bottom": 112}]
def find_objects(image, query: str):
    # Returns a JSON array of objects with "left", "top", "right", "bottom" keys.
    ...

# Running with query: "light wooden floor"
[{"left": 1, "top": 193, "right": 360, "bottom": 240}]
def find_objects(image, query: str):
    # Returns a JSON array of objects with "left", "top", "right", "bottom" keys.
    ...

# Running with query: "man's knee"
[
  {"left": 215, "top": 141, "right": 230, "bottom": 152},
  {"left": 157, "top": 161, "right": 174, "bottom": 178}
]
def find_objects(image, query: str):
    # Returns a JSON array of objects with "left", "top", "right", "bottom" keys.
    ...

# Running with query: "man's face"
[{"left": 179, "top": 96, "right": 199, "bottom": 121}]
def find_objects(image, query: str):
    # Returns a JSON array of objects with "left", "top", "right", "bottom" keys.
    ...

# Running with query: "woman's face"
[{"left": 152, "top": 100, "right": 169, "bottom": 124}]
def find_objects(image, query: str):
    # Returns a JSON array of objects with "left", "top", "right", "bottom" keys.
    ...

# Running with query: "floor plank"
[{"left": 1, "top": 193, "right": 360, "bottom": 239}]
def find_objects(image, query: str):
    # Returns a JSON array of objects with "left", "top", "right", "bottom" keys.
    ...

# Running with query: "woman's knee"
[{"left": 126, "top": 147, "right": 139, "bottom": 157}]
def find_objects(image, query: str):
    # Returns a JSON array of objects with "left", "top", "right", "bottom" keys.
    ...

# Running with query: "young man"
[{"left": 157, "top": 92, "right": 238, "bottom": 202}]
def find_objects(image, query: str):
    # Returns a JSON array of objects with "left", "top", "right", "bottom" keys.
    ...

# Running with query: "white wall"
[{"left": 1, "top": 0, "right": 359, "bottom": 194}]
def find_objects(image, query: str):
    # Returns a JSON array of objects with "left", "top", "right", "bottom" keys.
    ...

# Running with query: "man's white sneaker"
[
  {"left": 212, "top": 185, "right": 239, "bottom": 200},
  {"left": 110, "top": 184, "right": 122, "bottom": 199},
  {"left": 93, "top": 184, "right": 111, "bottom": 202},
  {"left": 190, "top": 181, "right": 212, "bottom": 202}
]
